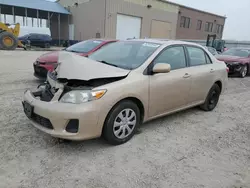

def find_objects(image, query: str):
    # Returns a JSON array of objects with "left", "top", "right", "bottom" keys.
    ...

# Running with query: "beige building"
[
  {"left": 57, "top": 0, "right": 226, "bottom": 41},
  {"left": 58, "top": 0, "right": 179, "bottom": 41}
]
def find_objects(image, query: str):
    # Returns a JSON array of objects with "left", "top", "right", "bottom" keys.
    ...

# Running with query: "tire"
[
  {"left": 0, "top": 31, "right": 18, "bottom": 50},
  {"left": 44, "top": 43, "right": 50, "bottom": 48},
  {"left": 102, "top": 100, "right": 140, "bottom": 145},
  {"left": 239, "top": 64, "right": 248, "bottom": 78},
  {"left": 200, "top": 84, "right": 221, "bottom": 111}
]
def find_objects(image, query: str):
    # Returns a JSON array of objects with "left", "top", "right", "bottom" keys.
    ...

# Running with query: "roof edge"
[{"left": 166, "top": 0, "right": 226, "bottom": 19}]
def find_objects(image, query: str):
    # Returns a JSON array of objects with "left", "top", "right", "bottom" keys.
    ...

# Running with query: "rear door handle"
[
  {"left": 210, "top": 69, "right": 215, "bottom": 73},
  {"left": 183, "top": 73, "right": 191, "bottom": 78}
]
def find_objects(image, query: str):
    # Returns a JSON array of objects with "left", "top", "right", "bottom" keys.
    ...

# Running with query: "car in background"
[
  {"left": 18, "top": 33, "right": 52, "bottom": 48},
  {"left": 23, "top": 39, "right": 228, "bottom": 145},
  {"left": 215, "top": 47, "right": 250, "bottom": 77},
  {"left": 204, "top": 46, "right": 218, "bottom": 56},
  {"left": 33, "top": 39, "right": 117, "bottom": 79}
]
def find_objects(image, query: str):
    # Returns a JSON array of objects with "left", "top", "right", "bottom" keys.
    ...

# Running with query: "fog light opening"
[{"left": 66, "top": 119, "right": 79, "bottom": 133}]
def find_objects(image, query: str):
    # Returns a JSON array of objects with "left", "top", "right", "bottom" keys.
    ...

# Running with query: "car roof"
[{"left": 128, "top": 38, "right": 203, "bottom": 47}]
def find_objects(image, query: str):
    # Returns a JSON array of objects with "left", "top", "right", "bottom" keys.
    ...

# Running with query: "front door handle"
[
  {"left": 210, "top": 69, "right": 215, "bottom": 73},
  {"left": 183, "top": 73, "right": 191, "bottom": 78}
]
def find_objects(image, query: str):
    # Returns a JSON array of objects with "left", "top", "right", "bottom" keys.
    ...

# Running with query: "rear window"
[
  {"left": 66, "top": 40, "right": 103, "bottom": 53},
  {"left": 222, "top": 48, "right": 250, "bottom": 57}
]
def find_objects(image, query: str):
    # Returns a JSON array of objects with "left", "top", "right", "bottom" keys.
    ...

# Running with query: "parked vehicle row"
[
  {"left": 216, "top": 48, "right": 250, "bottom": 78},
  {"left": 22, "top": 39, "right": 228, "bottom": 145}
]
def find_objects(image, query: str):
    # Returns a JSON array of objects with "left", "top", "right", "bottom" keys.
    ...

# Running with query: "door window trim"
[
  {"left": 184, "top": 44, "right": 213, "bottom": 67},
  {"left": 144, "top": 44, "right": 188, "bottom": 75}
]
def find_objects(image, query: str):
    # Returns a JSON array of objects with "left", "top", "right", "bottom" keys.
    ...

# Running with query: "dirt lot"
[{"left": 0, "top": 50, "right": 250, "bottom": 188}]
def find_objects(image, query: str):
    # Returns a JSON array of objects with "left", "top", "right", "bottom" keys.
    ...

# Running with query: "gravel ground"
[{"left": 0, "top": 50, "right": 250, "bottom": 188}]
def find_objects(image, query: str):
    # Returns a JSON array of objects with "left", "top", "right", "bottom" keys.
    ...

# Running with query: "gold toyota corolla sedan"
[{"left": 22, "top": 39, "right": 228, "bottom": 145}]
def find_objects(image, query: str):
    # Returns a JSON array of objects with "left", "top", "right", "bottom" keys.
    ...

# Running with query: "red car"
[
  {"left": 216, "top": 47, "right": 250, "bottom": 78},
  {"left": 33, "top": 39, "right": 117, "bottom": 79}
]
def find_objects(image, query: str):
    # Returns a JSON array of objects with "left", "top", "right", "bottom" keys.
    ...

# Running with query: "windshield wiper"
[{"left": 97, "top": 60, "right": 118, "bottom": 67}]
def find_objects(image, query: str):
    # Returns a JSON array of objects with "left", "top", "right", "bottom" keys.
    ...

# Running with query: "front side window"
[
  {"left": 66, "top": 40, "right": 103, "bottom": 53},
  {"left": 89, "top": 41, "right": 161, "bottom": 70},
  {"left": 154, "top": 46, "right": 187, "bottom": 70},
  {"left": 187, "top": 46, "right": 207, "bottom": 66}
]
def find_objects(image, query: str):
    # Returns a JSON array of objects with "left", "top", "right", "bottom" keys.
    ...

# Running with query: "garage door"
[
  {"left": 150, "top": 20, "right": 171, "bottom": 39},
  {"left": 116, "top": 14, "right": 141, "bottom": 40}
]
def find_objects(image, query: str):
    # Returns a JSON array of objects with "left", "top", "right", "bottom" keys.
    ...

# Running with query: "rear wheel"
[
  {"left": 200, "top": 84, "right": 221, "bottom": 111},
  {"left": 0, "top": 31, "right": 18, "bottom": 50},
  {"left": 103, "top": 100, "right": 140, "bottom": 145},
  {"left": 240, "top": 64, "right": 248, "bottom": 78}
]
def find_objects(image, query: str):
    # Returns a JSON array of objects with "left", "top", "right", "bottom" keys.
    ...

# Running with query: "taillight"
[{"left": 226, "top": 67, "right": 229, "bottom": 73}]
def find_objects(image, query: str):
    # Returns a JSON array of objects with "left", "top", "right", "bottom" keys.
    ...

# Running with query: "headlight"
[{"left": 60, "top": 90, "right": 107, "bottom": 104}]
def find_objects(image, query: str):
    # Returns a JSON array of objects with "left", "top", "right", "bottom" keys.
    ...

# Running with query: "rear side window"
[
  {"left": 186, "top": 46, "right": 207, "bottom": 66},
  {"left": 154, "top": 46, "right": 187, "bottom": 70}
]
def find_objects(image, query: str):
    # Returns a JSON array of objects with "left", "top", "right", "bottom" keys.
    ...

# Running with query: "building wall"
[
  {"left": 176, "top": 6, "right": 226, "bottom": 40},
  {"left": 58, "top": 0, "right": 105, "bottom": 40},
  {"left": 105, "top": 0, "right": 179, "bottom": 39}
]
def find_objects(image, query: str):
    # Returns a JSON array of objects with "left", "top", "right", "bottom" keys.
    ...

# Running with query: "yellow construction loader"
[{"left": 0, "top": 22, "right": 26, "bottom": 50}]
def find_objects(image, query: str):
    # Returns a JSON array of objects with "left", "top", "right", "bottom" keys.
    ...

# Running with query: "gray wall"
[
  {"left": 105, "top": 0, "right": 178, "bottom": 39},
  {"left": 59, "top": 0, "right": 105, "bottom": 41}
]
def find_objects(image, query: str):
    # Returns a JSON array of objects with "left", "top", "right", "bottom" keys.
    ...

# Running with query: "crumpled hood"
[
  {"left": 215, "top": 55, "right": 248, "bottom": 63},
  {"left": 56, "top": 51, "right": 130, "bottom": 81}
]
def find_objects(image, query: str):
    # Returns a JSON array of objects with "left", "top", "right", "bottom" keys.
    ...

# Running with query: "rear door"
[
  {"left": 185, "top": 45, "right": 216, "bottom": 105},
  {"left": 149, "top": 45, "right": 192, "bottom": 117}
]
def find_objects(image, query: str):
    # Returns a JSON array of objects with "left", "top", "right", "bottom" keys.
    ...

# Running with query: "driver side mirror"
[{"left": 152, "top": 63, "right": 171, "bottom": 74}]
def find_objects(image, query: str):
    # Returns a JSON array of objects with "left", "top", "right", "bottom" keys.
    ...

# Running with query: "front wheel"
[
  {"left": 200, "top": 84, "right": 221, "bottom": 111},
  {"left": 240, "top": 64, "right": 248, "bottom": 78},
  {"left": 102, "top": 100, "right": 140, "bottom": 145}
]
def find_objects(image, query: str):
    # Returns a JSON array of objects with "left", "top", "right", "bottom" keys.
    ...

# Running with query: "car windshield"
[
  {"left": 88, "top": 41, "right": 161, "bottom": 70},
  {"left": 222, "top": 48, "right": 250, "bottom": 57},
  {"left": 66, "top": 40, "right": 103, "bottom": 53}
]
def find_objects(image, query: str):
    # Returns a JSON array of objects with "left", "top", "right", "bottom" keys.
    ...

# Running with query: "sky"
[{"left": 171, "top": 0, "right": 250, "bottom": 41}]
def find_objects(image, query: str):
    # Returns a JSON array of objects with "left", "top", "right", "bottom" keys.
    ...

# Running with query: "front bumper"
[
  {"left": 22, "top": 89, "right": 101, "bottom": 140},
  {"left": 33, "top": 64, "right": 49, "bottom": 79},
  {"left": 226, "top": 63, "right": 243, "bottom": 74}
]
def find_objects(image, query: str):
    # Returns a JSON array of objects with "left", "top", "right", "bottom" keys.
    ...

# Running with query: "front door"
[{"left": 149, "top": 45, "right": 192, "bottom": 117}]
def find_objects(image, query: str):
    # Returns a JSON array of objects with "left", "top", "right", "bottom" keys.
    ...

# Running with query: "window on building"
[
  {"left": 180, "top": 16, "right": 191, "bottom": 28},
  {"left": 205, "top": 22, "right": 213, "bottom": 32},
  {"left": 196, "top": 20, "right": 202, "bottom": 30},
  {"left": 216, "top": 24, "right": 223, "bottom": 34}
]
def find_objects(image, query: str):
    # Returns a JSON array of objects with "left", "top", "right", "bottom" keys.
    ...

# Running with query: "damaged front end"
[
  {"left": 225, "top": 62, "right": 244, "bottom": 74},
  {"left": 33, "top": 70, "right": 127, "bottom": 104}
]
